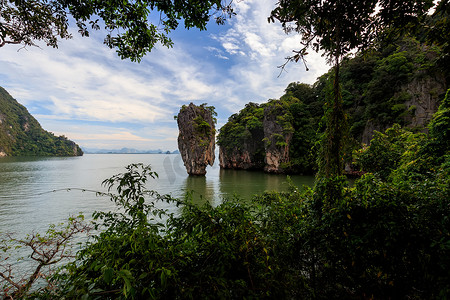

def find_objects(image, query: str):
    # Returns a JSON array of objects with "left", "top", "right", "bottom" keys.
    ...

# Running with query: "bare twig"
[
  {"left": 0, "top": 216, "right": 92, "bottom": 299},
  {"left": 277, "top": 50, "right": 310, "bottom": 78}
]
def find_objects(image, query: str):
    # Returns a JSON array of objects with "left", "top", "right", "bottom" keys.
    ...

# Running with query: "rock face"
[
  {"left": 361, "top": 120, "right": 387, "bottom": 145},
  {"left": 219, "top": 139, "right": 264, "bottom": 170},
  {"left": 217, "top": 102, "right": 266, "bottom": 171},
  {"left": 403, "top": 74, "right": 447, "bottom": 127},
  {"left": 218, "top": 104, "right": 265, "bottom": 170},
  {"left": 263, "top": 104, "right": 293, "bottom": 173},
  {"left": 177, "top": 103, "right": 215, "bottom": 176},
  {"left": 217, "top": 101, "right": 296, "bottom": 174},
  {"left": 361, "top": 73, "right": 447, "bottom": 144}
]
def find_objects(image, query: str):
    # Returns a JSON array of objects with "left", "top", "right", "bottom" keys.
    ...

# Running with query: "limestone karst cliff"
[
  {"left": 176, "top": 103, "right": 216, "bottom": 175},
  {"left": 218, "top": 98, "right": 306, "bottom": 174},
  {"left": 263, "top": 103, "right": 293, "bottom": 173},
  {"left": 360, "top": 62, "right": 447, "bottom": 144},
  {"left": 218, "top": 103, "right": 265, "bottom": 170}
]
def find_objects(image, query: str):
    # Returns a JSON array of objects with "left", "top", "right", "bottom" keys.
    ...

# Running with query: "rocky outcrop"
[
  {"left": 219, "top": 140, "right": 265, "bottom": 170},
  {"left": 177, "top": 103, "right": 215, "bottom": 175},
  {"left": 403, "top": 74, "right": 447, "bottom": 128},
  {"left": 218, "top": 101, "right": 297, "bottom": 174},
  {"left": 69, "top": 140, "right": 84, "bottom": 156},
  {"left": 263, "top": 104, "right": 293, "bottom": 173},
  {"left": 362, "top": 73, "right": 447, "bottom": 144},
  {"left": 218, "top": 103, "right": 265, "bottom": 170},
  {"left": 361, "top": 120, "right": 388, "bottom": 145}
]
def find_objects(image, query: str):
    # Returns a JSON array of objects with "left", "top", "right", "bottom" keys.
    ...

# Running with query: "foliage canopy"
[
  {"left": 0, "top": 0, "right": 234, "bottom": 61},
  {"left": 270, "top": 0, "right": 434, "bottom": 178},
  {"left": 270, "top": 0, "right": 433, "bottom": 64}
]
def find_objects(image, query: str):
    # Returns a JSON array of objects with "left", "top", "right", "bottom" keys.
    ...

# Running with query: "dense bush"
[
  {"left": 353, "top": 124, "right": 426, "bottom": 180},
  {"left": 45, "top": 164, "right": 279, "bottom": 299},
  {"left": 29, "top": 147, "right": 446, "bottom": 299}
]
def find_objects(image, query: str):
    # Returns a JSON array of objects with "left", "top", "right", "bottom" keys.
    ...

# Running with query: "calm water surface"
[{"left": 0, "top": 154, "right": 315, "bottom": 236}]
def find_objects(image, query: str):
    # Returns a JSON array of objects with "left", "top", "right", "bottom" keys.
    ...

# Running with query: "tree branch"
[
  {"left": 1, "top": 216, "right": 92, "bottom": 299},
  {"left": 277, "top": 50, "right": 310, "bottom": 78}
]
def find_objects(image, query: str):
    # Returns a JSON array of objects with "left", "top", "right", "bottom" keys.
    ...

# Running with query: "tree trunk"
[{"left": 321, "top": 58, "right": 345, "bottom": 178}]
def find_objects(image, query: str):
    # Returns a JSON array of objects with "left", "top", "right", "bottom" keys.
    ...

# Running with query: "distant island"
[
  {"left": 0, "top": 87, "right": 83, "bottom": 157},
  {"left": 83, "top": 147, "right": 180, "bottom": 154}
]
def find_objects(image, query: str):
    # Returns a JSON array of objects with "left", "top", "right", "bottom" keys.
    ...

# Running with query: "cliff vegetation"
[
  {"left": 218, "top": 32, "right": 447, "bottom": 174},
  {"left": 0, "top": 87, "right": 83, "bottom": 157}
]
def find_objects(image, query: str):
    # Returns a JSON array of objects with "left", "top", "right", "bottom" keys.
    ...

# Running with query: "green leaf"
[{"left": 103, "top": 267, "right": 114, "bottom": 284}]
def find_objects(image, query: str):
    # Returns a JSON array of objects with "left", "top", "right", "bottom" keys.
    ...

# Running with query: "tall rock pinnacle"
[{"left": 176, "top": 103, "right": 216, "bottom": 175}]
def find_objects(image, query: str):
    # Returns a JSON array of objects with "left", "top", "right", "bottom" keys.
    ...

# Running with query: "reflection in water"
[
  {"left": 218, "top": 169, "right": 315, "bottom": 202},
  {"left": 0, "top": 154, "right": 316, "bottom": 238},
  {"left": 1, "top": 154, "right": 318, "bottom": 280},
  {"left": 178, "top": 167, "right": 316, "bottom": 208},
  {"left": 181, "top": 176, "right": 217, "bottom": 207}
]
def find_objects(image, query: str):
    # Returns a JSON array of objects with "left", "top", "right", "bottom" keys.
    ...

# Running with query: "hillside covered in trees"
[
  {"left": 218, "top": 32, "right": 448, "bottom": 174},
  {"left": 0, "top": 87, "right": 83, "bottom": 157}
]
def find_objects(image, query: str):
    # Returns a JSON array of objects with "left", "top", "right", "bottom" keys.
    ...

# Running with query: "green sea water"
[{"left": 0, "top": 154, "right": 314, "bottom": 236}]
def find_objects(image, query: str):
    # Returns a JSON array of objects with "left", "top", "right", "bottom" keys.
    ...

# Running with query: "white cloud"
[
  {"left": 0, "top": 33, "right": 218, "bottom": 124},
  {"left": 205, "top": 46, "right": 229, "bottom": 60},
  {"left": 210, "top": 0, "right": 329, "bottom": 112},
  {"left": 0, "top": 1, "right": 330, "bottom": 150},
  {"left": 40, "top": 119, "right": 179, "bottom": 150},
  {"left": 72, "top": 131, "right": 151, "bottom": 141},
  {"left": 222, "top": 41, "right": 241, "bottom": 55}
]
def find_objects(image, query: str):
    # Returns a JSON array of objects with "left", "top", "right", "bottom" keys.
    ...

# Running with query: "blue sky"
[{"left": 0, "top": 0, "right": 329, "bottom": 151}]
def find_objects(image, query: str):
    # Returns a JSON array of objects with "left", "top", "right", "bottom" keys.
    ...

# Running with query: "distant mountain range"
[{"left": 82, "top": 147, "right": 180, "bottom": 154}]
